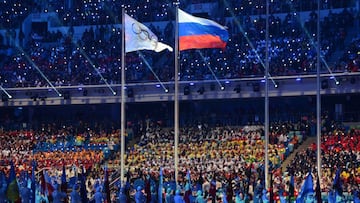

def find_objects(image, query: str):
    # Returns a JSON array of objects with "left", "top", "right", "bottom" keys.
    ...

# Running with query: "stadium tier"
[{"left": 0, "top": 0, "right": 359, "bottom": 202}]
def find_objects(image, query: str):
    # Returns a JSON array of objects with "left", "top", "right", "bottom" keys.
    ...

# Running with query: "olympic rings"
[{"left": 132, "top": 23, "right": 157, "bottom": 42}]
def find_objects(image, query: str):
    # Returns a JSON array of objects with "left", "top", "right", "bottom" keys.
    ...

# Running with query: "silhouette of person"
[
  {"left": 19, "top": 181, "right": 31, "bottom": 203},
  {"left": 118, "top": 187, "right": 127, "bottom": 203},
  {"left": 135, "top": 186, "right": 146, "bottom": 203},
  {"left": 94, "top": 186, "right": 104, "bottom": 203},
  {"left": 70, "top": 184, "right": 81, "bottom": 203},
  {"left": 52, "top": 183, "right": 67, "bottom": 203},
  {"left": 174, "top": 190, "right": 184, "bottom": 203}
]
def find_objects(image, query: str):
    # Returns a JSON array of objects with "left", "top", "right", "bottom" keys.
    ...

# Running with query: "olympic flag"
[{"left": 125, "top": 13, "right": 173, "bottom": 53}]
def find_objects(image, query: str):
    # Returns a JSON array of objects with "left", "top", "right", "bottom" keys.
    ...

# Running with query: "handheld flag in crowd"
[
  {"left": 124, "top": 13, "right": 173, "bottom": 53},
  {"left": 42, "top": 170, "right": 55, "bottom": 197},
  {"left": 186, "top": 169, "right": 191, "bottom": 185},
  {"left": 6, "top": 162, "right": 20, "bottom": 202},
  {"left": 296, "top": 172, "right": 314, "bottom": 203},
  {"left": 79, "top": 166, "right": 88, "bottom": 203},
  {"left": 31, "top": 160, "right": 36, "bottom": 203},
  {"left": 61, "top": 164, "right": 67, "bottom": 194},
  {"left": 158, "top": 168, "right": 163, "bottom": 203},
  {"left": 315, "top": 175, "right": 322, "bottom": 203},
  {"left": 328, "top": 190, "right": 336, "bottom": 203},
  {"left": 104, "top": 167, "right": 111, "bottom": 203},
  {"left": 178, "top": 8, "right": 229, "bottom": 51},
  {"left": 0, "top": 172, "right": 7, "bottom": 202},
  {"left": 328, "top": 169, "right": 343, "bottom": 203},
  {"left": 354, "top": 190, "right": 360, "bottom": 203},
  {"left": 333, "top": 169, "right": 342, "bottom": 196},
  {"left": 288, "top": 174, "right": 295, "bottom": 203},
  {"left": 270, "top": 172, "right": 274, "bottom": 203},
  {"left": 184, "top": 169, "right": 193, "bottom": 202},
  {"left": 261, "top": 188, "right": 269, "bottom": 203}
]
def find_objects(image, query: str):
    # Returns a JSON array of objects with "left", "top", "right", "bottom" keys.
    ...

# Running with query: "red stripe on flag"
[{"left": 179, "top": 34, "right": 227, "bottom": 51}]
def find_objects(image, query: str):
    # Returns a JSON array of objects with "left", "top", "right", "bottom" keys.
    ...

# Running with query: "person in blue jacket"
[
  {"left": 353, "top": 189, "right": 360, "bottom": 203},
  {"left": 0, "top": 175, "right": 7, "bottom": 203},
  {"left": 70, "top": 184, "right": 81, "bottom": 203},
  {"left": 150, "top": 185, "right": 157, "bottom": 203},
  {"left": 235, "top": 192, "right": 246, "bottom": 203},
  {"left": 52, "top": 183, "right": 67, "bottom": 203},
  {"left": 165, "top": 188, "right": 174, "bottom": 203},
  {"left": 135, "top": 186, "right": 146, "bottom": 203},
  {"left": 195, "top": 190, "right": 206, "bottom": 203},
  {"left": 222, "top": 189, "right": 228, "bottom": 203},
  {"left": 118, "top": 187, "right": 127, "bottom": 203},
  {"left": 174, "top": 189, "right": 184, "bottom": 203},
  {"left": 94, "top": 186, "right": 104, "bottom": 203},
  {"left": 19, "top": 181, "right": 31, "bottom": 203}
]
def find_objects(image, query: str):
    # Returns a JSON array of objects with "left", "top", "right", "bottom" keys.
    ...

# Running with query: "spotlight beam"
[
  {"left": 137, "top": 51, "right": 168, "bottom": 92},
  {"left": 196, "top": 50, "right": 224, "bottom": 89},
  {"left": 16, "top": 46, "right": 62, "bottom": 97},
  {"left": 286, "top": 0, "right": 339, "bottom": 84},
  {"left": 0, "top": 85, "right": 12, "bottom": 99},
  {"left": 51, "top": 15, "right": 117, "bottom": 96},
  {"left": 0, "top": 16, "right": 61, "bottom": 97},
  {"left": 221, "top": 0, "right": 277, "bottom": 87},
  {"left": 77, "top": 47, "right": 117, "bottom": 95}
]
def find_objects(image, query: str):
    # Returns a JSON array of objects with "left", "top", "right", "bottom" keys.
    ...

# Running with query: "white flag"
[{"left": 125, "top": 14, "right": 173, "bottom": 53}]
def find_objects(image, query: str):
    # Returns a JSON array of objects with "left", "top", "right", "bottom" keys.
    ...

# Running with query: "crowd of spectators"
[
  {"left": 0, "top": 0, "right": 355, "bottom": 30},
  {"left": 0, "top": 7, "right": 358, "bottom": 88},
  {"left": 0, "top": 123, "right": 121, "bottom": 175},
  {"left": 0, "top": 0, "right": 359, "bottom": 200},
  {"left": 0, "top": 122, "right": 123, "bottom": 199},
  {"left": 0, "top": 112, "right": 359, "bottom": 201},
  {"left": 39, "top": 0, "right": 356, "bottom": 26},
  {"left": 337, "top": 34, "right": 360, "bottom": 73},
  {"left": 0, "top": 0, "right": 39, "bottom": 29},
  {"left": 120, "top": 122, "right": 359, "bottom": 202},
  {"left": 283, "top": 127, "right": 360, "bottom": 200},
  {"left": 108, "top": 114, "right": 358, "bottom": 202},
  {"left": 220, "top": 0, "right": 355, "bottom": 17},
  {"left": 122, "top": 122, "right": 305, "bottom": 200},
  {"left": 0, "top": 112, "right": 307, "bottom": 199}
]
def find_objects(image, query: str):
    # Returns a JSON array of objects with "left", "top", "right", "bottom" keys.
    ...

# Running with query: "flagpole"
[
  {"left": 316, "top": 0, "right": 322, "bottom": 181},
  {"left": 174, "top": 3, "right": 180, "bottom": 186},
  {"left": 120, "top": 6, "right": 126, "bottom": 185},
  {"left": 264, "top": 0, "right": 270, "bottom": 189}
]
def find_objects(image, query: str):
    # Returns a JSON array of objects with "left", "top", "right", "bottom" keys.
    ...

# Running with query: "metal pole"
[
  {"left": 264, "top": 0, "right": 270, "bottom": 189},
  {"left": 120, "top": 6, "right": 126, "bottom": 185},
  {"left": 316, "top": 0, "right": 322, "bottom": 180},
  {"left": 174, "top": 4, "right": 180, "bottom": 185}
]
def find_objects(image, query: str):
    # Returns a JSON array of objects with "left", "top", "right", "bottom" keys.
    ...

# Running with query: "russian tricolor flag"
[{"left": 178, "top": 9, "right": 229, "bottom": 51}]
